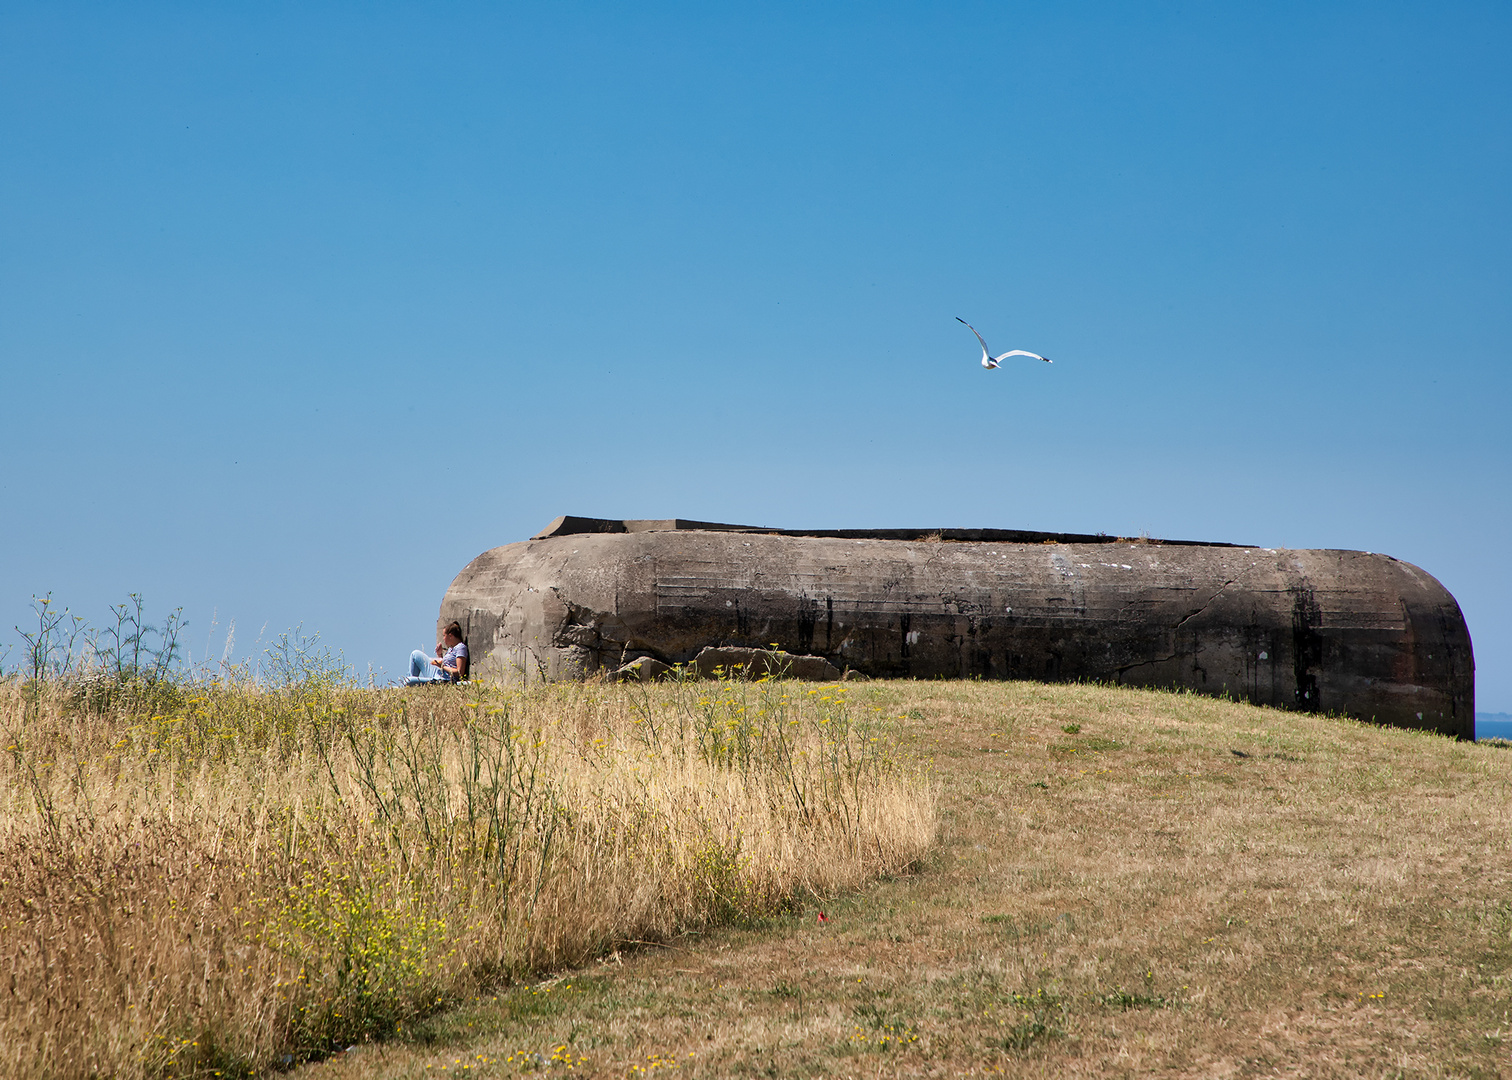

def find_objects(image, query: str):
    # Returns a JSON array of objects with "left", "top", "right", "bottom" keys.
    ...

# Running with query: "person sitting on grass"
[{"left": 405, "top": 622, "right": 469, "bottom": 685}]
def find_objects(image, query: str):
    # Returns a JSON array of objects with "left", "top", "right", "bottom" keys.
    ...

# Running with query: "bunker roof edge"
[{"left": 532, "top": 514, "right": 1243, "bottom": 548}]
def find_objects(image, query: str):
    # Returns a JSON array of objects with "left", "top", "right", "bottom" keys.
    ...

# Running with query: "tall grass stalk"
[{"left": 0, "top": 673, "right": 934, "bottom": 1078}]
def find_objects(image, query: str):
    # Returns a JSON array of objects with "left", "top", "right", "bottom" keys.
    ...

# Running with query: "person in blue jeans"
[{"left": 405, "top": 622, "right": 469, "bottom": 685}]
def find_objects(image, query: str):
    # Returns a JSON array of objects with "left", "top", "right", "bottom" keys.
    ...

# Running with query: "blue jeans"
[{"left": 404, "top": 649, "right": 450, "bottom": 686}]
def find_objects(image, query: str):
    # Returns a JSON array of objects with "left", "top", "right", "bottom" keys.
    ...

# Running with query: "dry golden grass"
[
  {"left": 0, "top": 676, "right": 933, "bottom": 1078},
  {"left": 297, "top": 681, "right": 1512, "bottom": 1079}
]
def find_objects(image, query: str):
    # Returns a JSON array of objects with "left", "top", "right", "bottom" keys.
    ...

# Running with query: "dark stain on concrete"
[{"left": 1291, "top": 588, "right": 1323, "bottom": 713}]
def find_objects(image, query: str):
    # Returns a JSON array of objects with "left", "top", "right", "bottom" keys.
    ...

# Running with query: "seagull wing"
[
  {"left": 956, "top": 317, "right": 992, "bottom": 361},
  {"left": 994, "top": 349, "right": 1052, "bottom": 364}
]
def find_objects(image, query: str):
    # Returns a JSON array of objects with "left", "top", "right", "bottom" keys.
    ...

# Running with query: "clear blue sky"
[{"left": 2, "top": 2, "right": 1508, "bottom": 710}]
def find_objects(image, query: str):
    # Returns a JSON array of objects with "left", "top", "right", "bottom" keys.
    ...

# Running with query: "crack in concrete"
[
  {"left": 1116, "top": 579, "right": 1238, "bottom": 679},
  {"left": 1117, "top": 653, "right": 1178, "bottom": 677},
  {"left": 1173, "top": 578, "right": 1237, "bottom": 633}
]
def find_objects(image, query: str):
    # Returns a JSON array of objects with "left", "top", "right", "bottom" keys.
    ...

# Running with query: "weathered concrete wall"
[{"left": 440, "top": 517, "right": 1475, "bottom": 738}]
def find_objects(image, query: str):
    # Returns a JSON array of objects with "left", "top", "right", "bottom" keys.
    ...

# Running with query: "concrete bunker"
[{"left": 439, "top": 515, "right": 1474, "bottom": 738}]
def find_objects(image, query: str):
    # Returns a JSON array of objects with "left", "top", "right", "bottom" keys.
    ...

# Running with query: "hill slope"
[{"left": 309, "top": 681, "right": 1511, "bottom": 1078}]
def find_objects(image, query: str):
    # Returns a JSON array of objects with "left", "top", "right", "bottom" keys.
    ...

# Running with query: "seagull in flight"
[{"left": 956, "top": 317, "right": 1052, "bottom": 368}]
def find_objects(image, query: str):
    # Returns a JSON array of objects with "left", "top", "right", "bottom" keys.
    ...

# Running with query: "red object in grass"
[{"left": 816, "top": 912, "right": 828, "bottom": 924}]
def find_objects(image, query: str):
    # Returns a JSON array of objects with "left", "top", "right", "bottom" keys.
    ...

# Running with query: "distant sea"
[{"left": 1477, "top": 712, "right": 1512, "bottom": 741}]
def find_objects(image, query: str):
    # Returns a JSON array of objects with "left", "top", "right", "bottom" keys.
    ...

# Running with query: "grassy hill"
[
  {"left": 303, "top": 681, "right": 1511, "bottom": 1079},
  {"left": 4, "top": 676, "right": 1508, "bottom": 1078}
]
